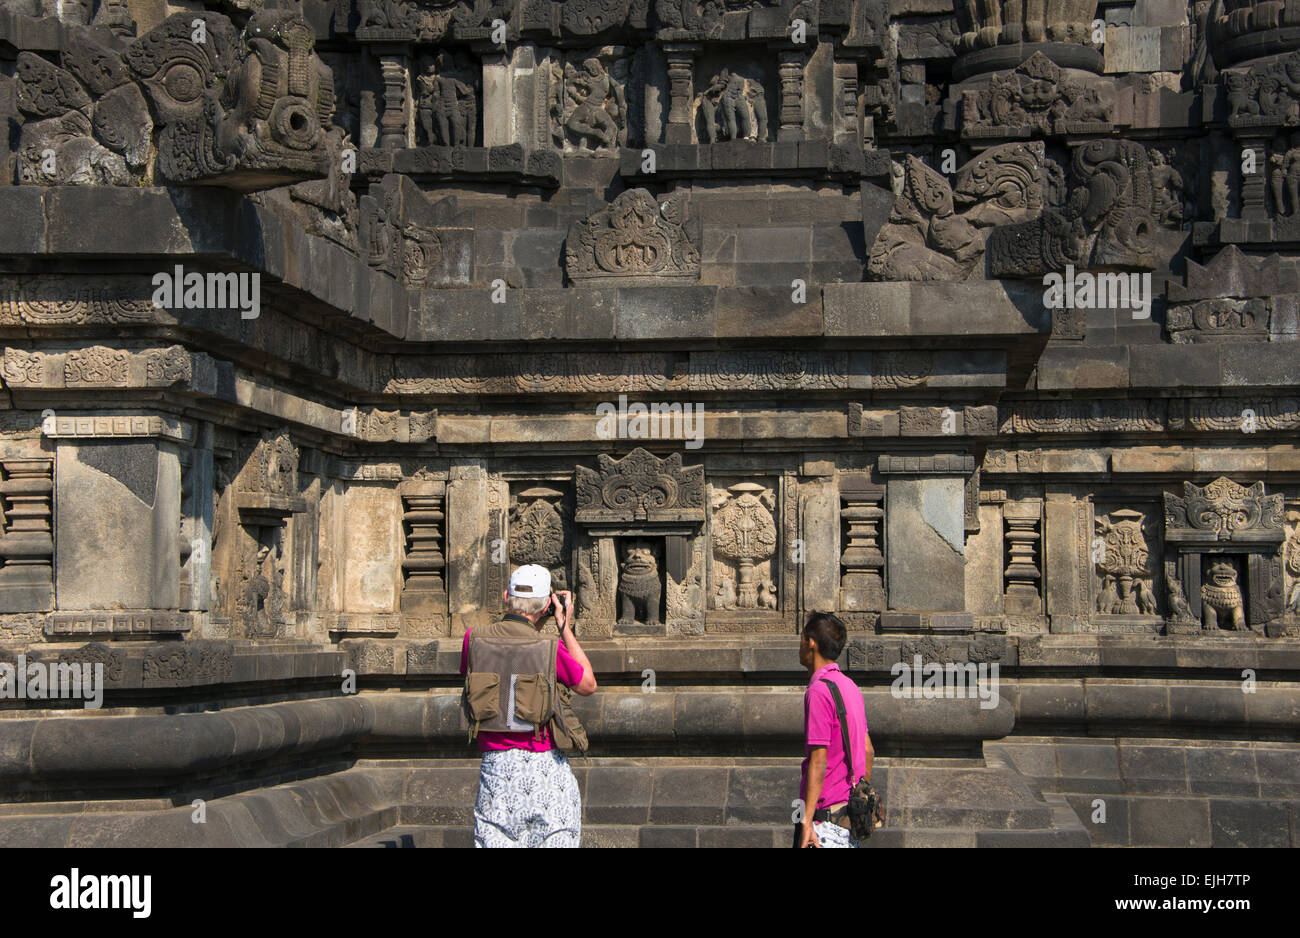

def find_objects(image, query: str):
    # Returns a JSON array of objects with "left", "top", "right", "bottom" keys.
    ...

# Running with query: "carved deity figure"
[
  {"left": 562, "top": 57, "right": 625, "bottom": 152},
  {"left": 1286, "top": 525, "right": 1300, "bottom": 613},
  {"left": 1200, "top": 559, "right": 1247, "bottom": 630},
  {"left": 1166, "top": 575, "right": 1194, "bottom": 622},
  {"left": 417, "top": 53, "right": 477, "bottom": 148},
  {"left": 617, "top": 539, "right": 661, "bottom": 626},
  {"left": 698, "top": 69, "right": 767, "bottom": 143},
  {"left": 1269, "top": 135, "right": 1300, "bottom": 216},
  {"left": 1149, "top": 149, "right": 1185, "bottom": 227}
]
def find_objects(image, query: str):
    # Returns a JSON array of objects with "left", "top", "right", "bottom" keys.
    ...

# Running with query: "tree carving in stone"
[
  {"left": 697, "top": 69, "right": 769, "bottom": 142},
  {"left": 1095, "top": 509, "right": 1157, "bottom": 616},
  {"left": 711, "top": 483, "right": 777, "bottom": 610},
  {"left": 566, "top": 190, "right": 701, "bottom": 283},
  {"left": 509, "top": 487, "right": 568, "bottom": 590}
]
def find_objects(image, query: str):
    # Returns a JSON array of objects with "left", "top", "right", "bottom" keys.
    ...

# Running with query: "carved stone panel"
[{"left": 565, "top": 189, "right": 701, "bottom": 284}]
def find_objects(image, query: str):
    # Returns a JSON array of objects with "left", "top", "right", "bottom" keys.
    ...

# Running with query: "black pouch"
[{"left": 822, "top": 678, "right": 885, "bottom": 840}]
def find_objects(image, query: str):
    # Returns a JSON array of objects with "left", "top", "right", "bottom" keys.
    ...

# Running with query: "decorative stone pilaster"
[
  {"left": 839, "top": 475, "right": 884, "bottom": 611},
  {"left": 400, "top": 481, "right": 447, "bottom": 620},
  {"left": 1241, "top": 136, "right": 1270, "bottom": 221},
  {"left": 664, "top": 44, "right": 699, "bottom": 144},
  {"left": 1003, "top": 498, "right": 1044, "bottom": 617},
  {"left": 0, "top": 456, "right": 54, "bottom": 612},
  {"left": 378, "top": 50, "right": 411, "bottom": 149},
  {"left": 777, "top": 48, "right": 807, "bottom": 141}
]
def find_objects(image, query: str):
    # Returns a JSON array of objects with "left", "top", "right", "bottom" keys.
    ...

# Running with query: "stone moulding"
[{"left": 1164, "top": 477, "right": 1285, "bottom": 545}]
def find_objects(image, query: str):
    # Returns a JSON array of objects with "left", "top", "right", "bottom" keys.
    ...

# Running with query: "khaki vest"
[
  {"left": 461, "top": 616, "right": 557, "bottom": 741},
  {"left": 460, "top": 616, "right": 589, "bottom": 754}
]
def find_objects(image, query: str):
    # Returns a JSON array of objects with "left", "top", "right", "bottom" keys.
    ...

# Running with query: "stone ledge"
[{"left": 620, "top": 143, "right": 892, "bottom": 180}]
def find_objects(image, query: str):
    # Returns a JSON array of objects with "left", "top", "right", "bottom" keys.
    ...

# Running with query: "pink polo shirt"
[
  {"left": 801, "top": 662, "right": 869, "bottom": 809},
  {"left": 459, "top": 624, "right": 586, "bottom": 753}
]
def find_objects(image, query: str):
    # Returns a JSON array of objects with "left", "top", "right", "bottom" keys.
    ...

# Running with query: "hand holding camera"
[{"left": 551, "top": 590, "right": 574, "bottom": 634}]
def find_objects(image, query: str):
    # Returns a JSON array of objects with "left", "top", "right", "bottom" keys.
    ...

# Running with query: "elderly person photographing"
[{"left": 460, "top": 564, "right": 597, "bottom": 847}]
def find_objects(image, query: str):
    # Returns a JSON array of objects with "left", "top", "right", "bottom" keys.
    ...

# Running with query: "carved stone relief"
[
  {"left": 566, "top": 189, "right": 700, "bottom": 283},
  {"left": 709, "top": 481, "right": 778, "bottom": 611}
]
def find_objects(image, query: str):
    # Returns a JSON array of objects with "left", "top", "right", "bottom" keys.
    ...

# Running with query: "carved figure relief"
[
  {"left": 1201, "top": 559, "right": 1247, "bottom": 630},
  {"left": 710, "top": 482, "right": 777, "bottom": 610},
  {"left": 617, "top": 538, "right": 661, "bottom": 626},
  {"left": 1224, "top": 51, "right": 1300, "bottom": 128},
  {"left": 1149, "top": 148, "right": 1185, "bottom": 228},
  {"left": 868, "top": 143, "right": 1045, "bottom": 281},
  {"left": 416, "top": 52, "right": 478, "bottom": 147},
  {"left": 961, "top": 54, "right": 1111, "bottom": 138},
  {"left": 697, "top": 69, "right": 769, "bottom": 142},
  {"left": 566, "top": 189, "right": 701, "bottom": 283},
  {"left": 1286, "top": 513, "right": 1300, "bottom": 614},
  {"left": 552, "top": 52, "right": 628, "bottom": 152}
]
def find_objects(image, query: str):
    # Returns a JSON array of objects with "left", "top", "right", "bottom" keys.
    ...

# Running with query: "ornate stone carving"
[
  {"left": 416, "top": 52, "right": 477, "bottom": 147},
  {"left": 360, "top": 174, "right": 460, "bottom": 287},
  {"left": 1200, "top": 559, "right": 1247, "bottom": 630},
  {"left": 242, "top": 430, "right": 300, "bottom": 498},
  {"left": 1286, "top": 513, "right": 1300, "bottom": 614},
  {"left": 868, "top": 144, "right": 1044, "bottom": 281},
  {"left": 1224, "top": 51, "right": 1300, "bottom": 129},
  {"left": 145, "top": 346, "right": 192, "bottom": 385},
  {"left": 65, "top": 346, "right": 129, "bottom": 386},
  {"left": 509, "top": 487, "right": 568, "bottom": 589},
  {"left": 617, "top": 538, "right": 661, "bottom": 626},
  {"left": 119, "top": 10, "right": 340, "bottom": 187},
  {"left": 565, "top": 189, "right": 700, "bottom": 283},
  {"left": 840, "top": 476, "right": 885, "bottom": 612},
  {"left": 575, "top": 447, "right": 706, "bottom": 523},
  {"left": 710, "top": 482, "right": 777, "bottom": 610},
  {"left": 553, "top": 51, "right": 628, "bottom": 152},
  {"left": 987, "top": 138, "right": 1156, "bottom": 276},
  {"left": 961, "top": 53, "right": 1111, "bottom": 139},
  {"left": 1149, "top": 148, "right": 1185, "bottom": 228},
  {"left": 697, "top": 69, "right": 769, "bottom": 142},
  {"left": 1167, "top": 298, "right": 1270, "bottom": 343},
  {"left": 1095, "top": 509, "right": 1158, "bottom": 616},
  {"left": 1000, "top": 400, "right": 1165, "bottom": 433},
  {"left": 874, "top": 350, "right": 935, "bottom": 389},
  {"left": 1164, "top": 477, "right": 1285, "bottom": 541}
]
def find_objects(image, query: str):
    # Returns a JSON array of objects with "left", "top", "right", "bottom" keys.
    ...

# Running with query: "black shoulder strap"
[{"left": 821, "top": 678, "right": 855, "bottom": 791}]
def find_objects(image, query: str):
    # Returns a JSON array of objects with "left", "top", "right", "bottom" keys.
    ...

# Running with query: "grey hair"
[{"left": 507, "top": 594, "right": 550, "bottom": 618}]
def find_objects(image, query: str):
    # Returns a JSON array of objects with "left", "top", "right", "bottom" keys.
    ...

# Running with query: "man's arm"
[
  {"left": 863, "top": 731, "right": 875, "bottom": 783},
  {"left": 801, "top": 747, "right": 827, "bottom": 848},
  {"left": 554, "top": 591, "right": 597, "bottom": 696}
]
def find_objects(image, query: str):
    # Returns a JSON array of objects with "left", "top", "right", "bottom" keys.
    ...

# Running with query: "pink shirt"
[
  {"left": 801, "top": 663, "right": 869, "bottom": 809},
  {"left": 459, "top": 623, "right": 585, "bottom": 753}
]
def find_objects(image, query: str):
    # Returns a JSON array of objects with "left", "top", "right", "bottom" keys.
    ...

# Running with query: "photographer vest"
[{"left": 462, "top": 616, "right": 558, "bottom": 742}]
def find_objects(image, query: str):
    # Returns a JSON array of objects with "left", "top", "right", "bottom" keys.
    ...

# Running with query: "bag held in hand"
[{"left": 821, "top": 678, "right": 885, "bottom": 840}]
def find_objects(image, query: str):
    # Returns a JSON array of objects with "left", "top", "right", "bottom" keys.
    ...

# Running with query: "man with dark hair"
[{"left": 797, "top": 611, "right": 873, "bottom": 848}]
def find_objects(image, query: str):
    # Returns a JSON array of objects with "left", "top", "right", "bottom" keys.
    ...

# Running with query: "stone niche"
[
  {"left": 573, "top": 448, "right": 705, "bottom": 636},
  {"left": 1091, "top": 503, "right": 1163, "bottom": 634},
  {"left": 1162, "top": 478, "right": 1288, "bottom": 637}
]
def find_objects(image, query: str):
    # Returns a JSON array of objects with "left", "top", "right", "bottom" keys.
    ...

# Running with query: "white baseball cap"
[{"left": 509, "top": 564, "right": 552, "bottom": 598}]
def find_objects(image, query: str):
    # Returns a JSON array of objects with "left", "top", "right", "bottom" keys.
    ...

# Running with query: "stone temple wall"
[{"left": 0, "top": 0, "right": 1296, "bottom": 846}]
